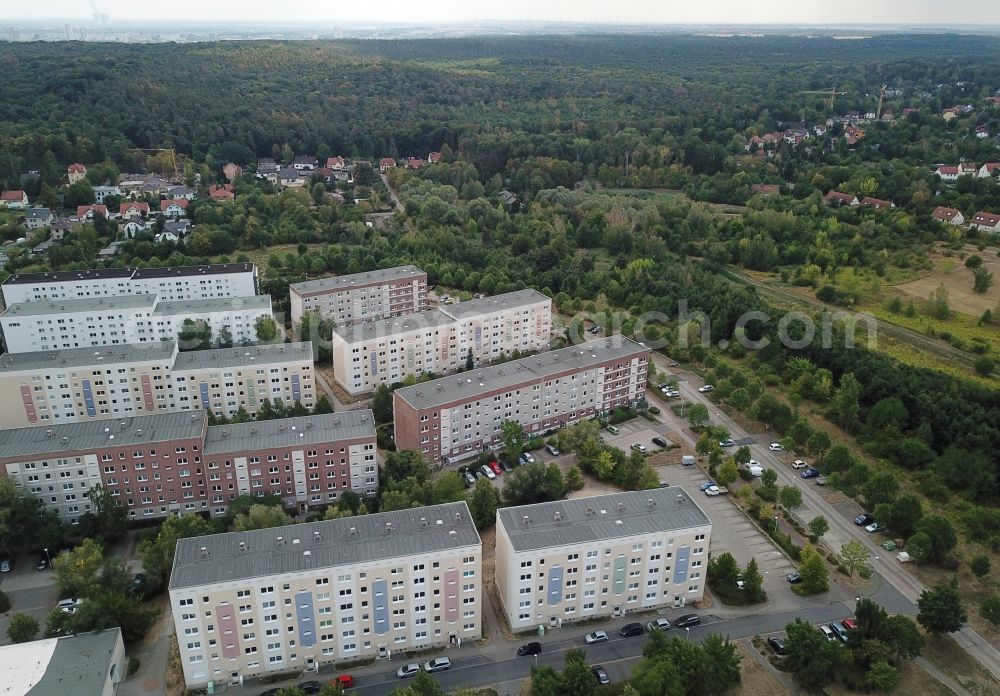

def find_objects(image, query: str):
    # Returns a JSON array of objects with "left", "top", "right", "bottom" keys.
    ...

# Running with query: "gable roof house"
[
  {"left": 824, "top": 190, "right": 859, "bottom": 206},
  {"left": 24, "top": 207, "right": 54, "bottom": 231},
  {"left": 164, "top": 219, "right": 192, "bottom": 236},
  {"left": 405, "top": 157, "right": 424, "bottom": 170},
  {"left": 931, "top": 206, "right": 965, "bottom": 226},
  {"left": 978, "top": 163, "right": 1000, "bottom": 179},
  {"left": 93, "top": 185, "right": 122, "bottom": 204},
  {"left": 256, "top": 159, "right": 279, "bottom": 182},
  {"left": 860, "top": 197, "right": 895, "bottom": 211},
  {"left": 120, "top": 201, "right": 150, "bottom": 219},
  {"left": 379, "top": 158, "right": 396, "bottom": 172},
  {"left": 277, "top": 168, "right": 304, "bottom": 188},
  {"left": 326, "top": 156, "right": 347, "bottom": 170},
  {"left": 222, "top": 162, "right": 243, "bottom": 181},
  {"left": 67, "top": 162, "right": 87, "bottom": 184},
  {"left": 155, "top": 229, "right": 182, "bottom": 244},
  {"left": 428, "top": 151, "right": 442, "bottom": 163},
  {"left": 292, "top": 155, "right": 318, "bottom": 171},
  {"left": 140, "top": 176, "right": 170, "bottom": 195},
  {"left": 209, "top": 184, "right": 235, "bottom": 200},
  {"left": 167, "top": 185, "right": 197, "bottom": 200},
  {"left": 49, "top": 217, "right": 76, "bottom": 240},
  {"left": 120, "top": 218, "right": 149, "bottom": 239},
  {"left": 935, "top": 165, "right": 960, "bottom": 182},
  {"left": 959, "top": 162, "right": 978, "bottom": 176},
  {"left": 160, "top": 198, "right": 189, "bottom": 218},
  {"left": 0, "top": 190, "right": 29, "bottom": 209},
  {"left": 970, "top": 211, "right": 1000, "bottom": 234},
  {"left": 76, "top": 204, "right": 108, "bottom": 221}
]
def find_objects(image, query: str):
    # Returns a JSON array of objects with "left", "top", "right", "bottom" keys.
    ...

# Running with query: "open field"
[{"left": 892, "top": 246, "right": 1000, "bottom": 317}]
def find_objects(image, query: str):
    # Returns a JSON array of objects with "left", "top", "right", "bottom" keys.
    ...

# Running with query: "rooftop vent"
[
  {"left": 276, "top": 536, "right": 284, "bottom": 545},
  {"left": 61, "top": 436, "right": 68, "bottom": 444},
  {"left": 585, "top": 507, "right": 593, "bottom": 516},
  {"left": 522, "top": 515, "right": 531, "bottom": 525},
  {"left": 292, "top": 538, "right": 300, "bottom": 545},
  {"left": 455, "top": 511, "right": 462, "bottom": 521},
  {"left": 647, "top": 498, "right": 656, "bottom": 508},
  {"left": 45, "top": 429, "right": 53, "bottom": 438},
  {"left": 617, "top": 503, "right": 625, "bottom": 513},
  {"left": 303, "top": 550, "right": 311, "bottom": 557},
  {"left": 677, "top": 494, "right": 685, "bottom": 504},
  {"left": 420, "top": 517, "right": 427, "bottom": 527},
  {"left": 349, "top": 526, "right": 357, "bottom": 535},
  {"left": 553, "top": 511, "right": 562, "bottom": 521},
  {"left": 239, "top": 541, "right": 247, "bottom": 551},
  {"left": 313, "top": 530, "right": 321, "bottom": 541},
  {"left": 200, "top": 546, "right": 208, "bottom": 557},
  {"left": 385, "top": 522, "right": 394, "bottom": 533}
]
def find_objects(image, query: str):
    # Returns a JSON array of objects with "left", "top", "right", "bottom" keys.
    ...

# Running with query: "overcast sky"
[{"left": 8, "top": 1, "right": 1000, "bottom": 25}]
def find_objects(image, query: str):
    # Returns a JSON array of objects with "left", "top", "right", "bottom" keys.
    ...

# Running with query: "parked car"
[
  {"left": 647, "top": 618, "right": 672, "bottom": 632},
  {"left": 829, "top": 621, "right": 850, "bottom": 643},
  {"left": 698, "top": 480, "right": 718, "bottom": 491},
  {"left": 480, "top": 465, "right": 496, "bottom": 480},
  {"left": 396, "top": 663, "right": 421, "bottom": 678},
  {"left": 500, "top": 460, "right": 513, "bottom": 473},
  {"left": 865, "top": 522, "right": 886, "bottom": 533},
  {"left": 0, "top": 555, "right": 13, "bottom": 573},
  {"left": 619, "top": 622, "right": 644, "bottom": 637},
  {"left": 519, "top": 452, "right": 535, "bottom": 465},
  {"left": 591, "top": 666, "right": 611, "bottom": 685},
  {"left": 675, "top": 614, "right": 701, "bottom": 628},
  {"left": 800, "top": 467, "right": 821, "bottom": 479},
  {"left": 36, "top": 553, "right": 49, "bottom": 571},
  {"left": 652, "top": 436, "right": 668, "bottom": 448},
  {"left": 464, "top": 471, "right": 477, "bottom": 486},
  {"left": 584, "top": 630, "right": 609, "bottom": 644},
  {"left": 698, "top": 384, "right": 715, "bottom": 393},
  {"left": 791, "top": 459, "right": 808, "bottom": 469},
  {"left": 545, "top": 444, "right": 560, "bottom": 456},
  {"left": 841, "top": 618, "right": 857, "bottom": 631},
  {"left": 131, "top": 573, "right": 146, "bottom": 594},
  {"left": 489, "top": 461, "right": 502, "bottom": 475},
  {"left": 331, "top": 675, "right": 355, "bottom": 689},
  {"left": 819, "top": 625, "right": 836, "bottom": 641},
  {"left": 630, "top": 443, "right": 647, "bottom": 453},
  {"left": 517, "top": 641, "right": 542, "bottom": 656},
  {"left": 767, "top": 636, "right": 787, "bottom": 655},
  {"left": 298, "top": 681, "right": 322, "bottom": 695},
  {"left": 658, "top": 481, "right": 670, "bottom": 488},
  {"left": 58, "top": 598, "right": 82, "bottom": 614},
  {"left": 588, "top": 325, "right": 601, "bottom": 334},
  {"left": 854, "top": 513, "right": 873, "bottom": 526},
  {"left": 768, "top": 442, "right": 784, "bottom": 451},
  {"left": 605, "top": 425, "right": 620, "bottom": 435},
  {"left": 719, "top": 438, "right": 735, "bottom": 448},
  {"left": 786, "top": 572, "right": 801, "bottom": 584},
  {"left": 704, "top": 485, "right": 727, "bottom": 496},
  {"left": 423, "top": 657, "right": 451, "bottom": 673}
]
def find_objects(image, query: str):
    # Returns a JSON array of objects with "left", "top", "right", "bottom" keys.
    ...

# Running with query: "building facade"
[
  {"left": 288, "top": 265, "right": 428, "bottom": 328},
  {"left": 494, "top": 489, "right": 711, "bottom": 631},
  {"left": 0, "top": 341, "right": 316, "bottom": 429},
  {"left": 0, "top": 294, "right": 272, "bottom": 354},
  {"left": 331, "top": 289, "right": 552, "bottom": 397},
  {"left": 1, "top": 263, "right": 257, "bottom": 308},
  {"left": 393, "top": 337, "right": 648, "bottom": 463},
  {"left": 0, "top": 411, "right": 377, "bottom": 523},
  {"left": 168, "top": 501, "right": 481, "bottom": 689}
]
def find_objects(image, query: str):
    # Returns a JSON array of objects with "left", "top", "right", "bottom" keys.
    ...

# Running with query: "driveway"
[{"left": 0, "top": 561, "right": 59, "bottom": 645}]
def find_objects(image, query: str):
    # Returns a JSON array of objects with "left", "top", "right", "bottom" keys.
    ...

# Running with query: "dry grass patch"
[{"left": 921, "top": 634, "right": 1000, "bottom": 695}]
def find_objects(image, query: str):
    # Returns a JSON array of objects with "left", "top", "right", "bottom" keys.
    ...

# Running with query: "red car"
[
  {"left": 842, "top": 618, "right": 857, "bottom": 631},
  {"left": 332, "top": 674, "right": 354, "bottom": 688},
  {"left": 489, "top": 461, "right": 502, "bottom": 475}
]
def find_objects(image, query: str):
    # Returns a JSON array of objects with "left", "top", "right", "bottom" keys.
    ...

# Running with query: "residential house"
[
  {"left": 326, "top": 156, "right": 347, "bottom": 170},
  {"left": 882, "top": 110, "right": 895, "bottom": 122},
  {"left": 67, "top": 163, "right": 87, "bottom": 184},
  {"left": 292, "top": 155, "right": 318, "bottom": 171},
  {"left": 140, "top": 176, "right": 170, "bottom": 195},
  {"left": 256, "top": 159, "right": 279, "bottom": 183},
  {"left": 379, "top": 157, "right": 396, "bottom": 172},
  {"left": 844, "top": 125, "right": 865, "bottom": 145},
  {"left": 942, "top": 107, "right": 960, "bottom": 121},
  {"left": 222, "top": 162, "right": 243, "bottom": 181},
  {"left": 93, "top": 185, "right": 122, "bottom": 204},
  {"left": 970, "top": 211, "right": 1000, "bottom": 234},
  {"left": 160, "top": 198, "right": 189, "bottom": 218},
  {"left": 277, "top": 168, "right": 304, "bottom": 188},
  {"left": 209, "top": 184, "right": 235, "bottom": 200},
  {"left": 167, "top": 185, "right": 197, "bottom": 200},
  {"left": 24, "top": 207, "right": 53, "bottom": 230},
  {"left": 931, "top": 206, "right": 964, "bottom": 226},
  {"left": 49, "top": 217, "right": 75, "bottom": 240},
  {"left": 935, "top": 165, "right": 960, "bottom": 183},
  {"left": 750, "top": 184, "right": 780, "bottom": 196},
  {"left": 428, "top": 151, "right": 442, "bottom": 163},
  {"left": 31, "top": 238, "right": 58, "bottom": 256},
  {"left": 98, "top": 241, "right": 125, "bottom": 258},
  {"left": 0, "top": 629, "right": 126, "bottom": 696},
  {"left": 120, "top": 219, "right": 149, "bottom": 239},
  {"left": 76, "top": 204, "right": 109, "bottom": 221},
  {"left": 988, "top": 96, "right": 1000, "bottom": 107},
  {"left": 500, "top": 190, "right": 519, "bottom": 210},
  {"left": 959, "top": 162, "right": 978, "bottom": 177},
  {"left": 824, "top": 191, "right": 859, "bottom": 206},
  {"left": 155, "top": 229, "right": 181, "bottom": 243},
  {"left": 164, "top": 219, "right": 192, "bottom": 237},
  {"left": 0, "top": 190, "right": 29, "bottom": 209},
  {"left": 117, "top": 173, "right": 147, "bottom": 193},
  {"left": 976, "top": 125, "right": 990, "bottom": 139},
  {"left": 120, "top": 201, "right": 150, "bottom": 219},
  {"left": 860, "top": 197, "right": 895, "bottom": 210}
]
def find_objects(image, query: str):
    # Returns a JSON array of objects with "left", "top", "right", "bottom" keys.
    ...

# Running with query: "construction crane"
[
  {"left": 799, "top": 88, "right": 848, "bottom": 110},
  {"left": 128, "top": 148, "right": 180, "bottom": 181},
  {"left": 876, "top": 84, "right": 888, "bottom": 120}
]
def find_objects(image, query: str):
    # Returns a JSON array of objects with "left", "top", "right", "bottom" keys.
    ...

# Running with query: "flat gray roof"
[
  {"left": 152, "top": 295, "right": 271, "bottom": 316},
  {"left": 395, "top": 337, "right": 648, "bottom": 411},
  {"left": 0, "top": 411, "right": 207, "bottom": 461},
  {"left": 439, "top": 289, "right": 549, "bottom": 320},
  {"left": 172, "top": 341, "right": 313, "bottom": 371},
  {"left": 497, "top": 488, "right": 711, "bottom": 553},
  {"left": 2, "top": 294, "right": 157, "bottom": 317},
  {"left": 204, "top": 410, "right": 376, "bottom": 456},
  {"left": 0, "top": 341, "right": 177, "bottom": 372},
  {"left": 12, "top": 629, "right": 123, "bottom": 696},
  {"left": 333, "top": 309, "right": 453, "bottom": 343},
  {"left": 290, "top": 265, "right": 425, "bottom": 296},
  {"left": 3, "top": 263, "right": 255, "bottom": 286},
  {"left": 169, "top": 501, "right": 480, "bottom": 589},
  {"left": 132, "top": 263, "right": 255, "bottom": 279}
]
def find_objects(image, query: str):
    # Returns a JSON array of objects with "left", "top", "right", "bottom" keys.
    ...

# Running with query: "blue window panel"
[
  {"left": 475, "top": 326, "right": 482, "bottom": 351},
  {"left": 613, "top": 556, "right": 627, "bottom": 595},
  {"left": 82, "top": 379, "right": 96, "bottom": 417},
  {"left": 295, "top": 590, "right": 316, "bottom": 647},
  {"left": 373, "top": 579, "right": 389, "bottom": 635},
  {"left": 547, "top": 566, "right": 564, "bottom": 606},
  {"left": 199, "top": 382, "right": 210, "bottom": 409},
  {"left": 291, "top": 374, "right": 300, "bottom": 402},
  {"left": 673, "top": 546, "right": 691, "bottom": 584},
  {"left": 370, "top": 351, "right": 378, "bottom": 376}
]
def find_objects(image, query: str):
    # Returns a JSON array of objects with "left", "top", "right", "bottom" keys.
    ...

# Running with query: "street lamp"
[
  {"left": 43, "top": 547, "right": 51, "bottom": 567},
  {"left": 773, "top": 516, "right": 779, "bottom": 533},
  {"left": 685, "top": 627, "right": 690, "bottom": 641}
]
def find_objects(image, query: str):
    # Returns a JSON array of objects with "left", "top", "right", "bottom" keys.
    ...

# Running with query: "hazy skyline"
[{"left": 8, "top": 0, "right": 1000, "bottom": 25}]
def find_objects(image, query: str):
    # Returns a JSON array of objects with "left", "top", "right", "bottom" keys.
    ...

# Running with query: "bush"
[
  {"left": 608, "top": 407, "right": 638, "bottom": 424},
  {"left": 647, "top": 406, "right": 660, "bottom": 415},
  {"left": 0, "top": 590, "right": 9, "bottom": 613}
]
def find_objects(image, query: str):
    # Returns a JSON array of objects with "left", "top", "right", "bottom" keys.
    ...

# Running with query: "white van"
[{"left": 681, "top": 455, "right": 696, "bottom": 467}]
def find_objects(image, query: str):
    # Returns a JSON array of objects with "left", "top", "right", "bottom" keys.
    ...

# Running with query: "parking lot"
[{"left": 600, "top": 418, "right": 675, "bottom": 454}]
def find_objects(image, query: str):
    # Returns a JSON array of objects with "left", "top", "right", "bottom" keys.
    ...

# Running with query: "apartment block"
[
  {"left": 495, "top": 489, "right": 711, "bottom": 631},
  {"left": 0, "top": 410, "right": 377, "bottom": 523},
  {"left": 3, "top": 628, "right": 126, "bottom": 696},
  {"left": 168, "top": 501, "right": 481, "bottom": 689},
  {"left": 331, "top": 289, "right": 552, "bottom": 396},
  {"left": 0, "top": 341, "right": 314, "bottom": 428},
  {"left": 0, "top": 294, "right": 272, "bottom": 353},
  {"left": 0, "top": 263, "right": 257, "bottom": 307},
  {"left": 289, "top": 265, "right": 427, "bottom": 328},
  {"left": 393, "top": 337, "right": 648, "bottom": 463}
]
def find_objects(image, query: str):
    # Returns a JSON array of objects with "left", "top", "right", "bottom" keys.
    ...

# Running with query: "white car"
[
  {"left": 791, "top": 459, "right": 808, "bottom": 469},
  {"left": 704, "top": 485, "right": 723, "bottom": 496},
  {"left": 57, "top": 598, "right": 82, "bottom": 614},
  {"left": 630, "top": 443, "right": 647, "bottom": 453},
  {"left": 396, "top": 662, "right": 421, "bottom": 679},
  {"left": 768, "top": 442, "right": 784, "bottom": 451},
  {"left": 480, "top": 465, "right": 496, "bottom": 480},
  {"left": 698, "top": 384, "right": 715, "bottom": 394},
  {"left": 584, "top": 630, "right": 610, "bottom": 644}
]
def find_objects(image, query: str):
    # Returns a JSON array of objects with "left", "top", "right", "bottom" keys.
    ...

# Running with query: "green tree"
[
  {"left": 232, "top": 503, "right": 292, "bottom": 532},
  {"left": 862, "top": 471, "right": 900, "bottom": 508},
  {"left": 77, "top": 484, "right": 129, "bottom": 544},
  {"left": 6, "top": 612, "right": 40, "bottom": 643},
  {"left": 565, "top": 465, "right": 584, "bottom": 491},
  {"left": 789, "top": 418, "right": 813, "bottom": 447},
  {"left": 829, "top": 372, "right": 862, "bottom": 431},
  {"left": 917, "top": 578, "right": 967, "bottom": 635},
  {"left": 885, "top": 493, "right": 923, "bottom": 536},
  {"left": 502, "top": 462, "right": 564, "bottom": 506},
  {"left": 883, "top": 615, "right": 923, "bottom": 661},
  {"left": 742, "top": 557, "right": 766, "bottom": 603},
  {"left": 708, "top": 552, "right": 740, "bottom": 587},
  {"left": 717, "top": 459, "right": 738, "bottom": 485},
  {"left": 778, "top": 485, "right": 802, "bottom": 510},
  {"left": 972, "top": 266, "right": 994, "bottom": 294},
  {"left": 797, "top": 543, "right": 829, "bottom": 595},
  {"left": 500, "top": 419, "right": 527, "bottom": 461},
  {"left": 867, "top": 660, "right": 900, "bottom": 692},
  {"left": 980, "top": 596, "right": 1000, "bottom": 628},
  {"left": 255, "top": 315, "right": 279, "bottom": 343},
  {"left": 559, "top": 648, "right": 597, "bottom": 696},
  {"left": 808, "top": 515, "right": 829, "bottom": 540},
  {"left": 971, "top": 555, "right": 991, "bottom": 578},
  {"left": 686, "top": 403, "right": 710, "bottom": 430},
  {"left": 784, "top": 617, "right": 841, "bottom": 689},
  {"left": 468, "top": 478, "right": 501, "bottom": 529},
  {"left": 371, "top": 384, "right": 394, "bottom": 423},
  {"left": 52, "top": 538, "right": 106, "bottom": 598},
  {"left": 840, "top": 540, "right": 870, "bottom": 578},
  {"left": 138, "top": 514, "right": 215, "bottom": 588},
  {"left": 806, "top": 430, "right": 832, "bottom": 458},
  {"left": 698, "top": 633, "right": 743, "bottom": 695},
  {"left": 914, "top": 515, "right": 957, "bottom": 563},
  {"left": 906, "top": 532, "right": 932, "bottom": 564},
  {"left": 929, "top": 284, "right": 950, "bottom": 319},
  {"left": 591, "top": 450, "right": 617, "bottom": 480},
  {"left": 974, "top": 356, "right": 995, "bottom": 377}
]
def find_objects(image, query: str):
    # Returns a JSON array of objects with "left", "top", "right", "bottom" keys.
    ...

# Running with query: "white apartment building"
[
  {"left": 289, "top": 265, "right": 427, "bottom": 328},
  {"left": 495, "top": 489, "right": 711, "bottom": 631},
  {"left": 331, "top": 289, "right": 552, "bottom": 396},
  {"left": 0, "top": 294, "right": 272, "bottom": 354},
  {"left": 1, "top": 263, "right": 257, "bottom": 308},
  {"left": 2, "top": 629, "right": 127, "bottom": 696},
  {"left": 393, "top": 337, "right": 648, "bottom": 463},
  {"left": 168, "top": 501, "right": 482, "bottom": 689},
  {"left": 0, "top": 340, "right": 317, "bottom": 429}
]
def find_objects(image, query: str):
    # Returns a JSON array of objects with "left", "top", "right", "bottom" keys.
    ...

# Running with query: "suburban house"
[
  {"left": 942, "top": 108, "right": 960, "bottom": 121},
  {"left": 970, "top": 211, "right": 1000, "bottom": 234},
  {"left": 1, "top": 190, "right": 29, "bottom": 209},
  {"left": 500, "top": 190, "right": 519, "bottom": 210},
  {"left": 67, "top": 163, "right": 87, "bottom": 184},
  {"left": 49, "top": 217, "right": 75, "bottom": 240},
  {"left": 931, "top": 206, "right": 965, "bottom": 226},
  {"left": 167, "top": 185, "right": 197, "bottom": 200},
  {"left": 24, "top": 208, "right": 54, "bottom": 230},
  {"left": 277, "top": 168, "right": 304, "bottom": 188},
  {"left": 428, "top": 151, "right": 442, "bottom": 163},
  {"left": 860, "top": 197, "right": 895, "bottom": 210},
  {"left": 155, "top": 229, "right": 181, "bottom": 244},
  {"left": 824, "top": 190, "right": 859, "bottom": 206},
  {"left": 120, "top": 219, "right": 149, "bottom": 239},
  {"left": 935, "top": 165, "right": 960, "bottom": 182},
  {"left": 379, "top": 157, "right": 396, "bottom": 172},
  {"left": 222, "top": 162, "right": 243, "bottom": 181},
  {"left": 976, "top": 125, "right": 990, "bottom": 139},
  {"left": 209, "top": 184, "right": 235, "bottom": 200},
  {"left": 120, "top": 201, "right": 150, "bottom": 219},
  {"left": 978, "top": 163, "right": 1000, "bottom": 178},
  {"left": 959, "top": 162, "right": 978, "bottom": 176},
  {"left": 93, "top": 185, "right": 122, "bottom": 204},
  {"left": 256, "top": 159, "right": 279, "bottom": 182},
  {"left": 160, "top": 198, "right": 189, "bottom": 218},
  {"left": 750, "top": 184, "right": 780, "bottom": 196},
  {"left": 140, "top": 176, "right": 170, "bottom": 195},
  {"left": 326, "top": 156, "right": 347, "bottom": 170},
  {"left": 76, "top": 204, "right": 108, "bottom": 221},
  {"left": 164, "top": 219, "right": 192, "bottom": 237},
  {"left": 292, "top": 155, "right": 318, "bottom": 170}
]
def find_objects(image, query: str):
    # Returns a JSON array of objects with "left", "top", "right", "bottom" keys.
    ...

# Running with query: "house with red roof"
[
  {"left": 824, "top": 191, "right": 859, "bottom": 206},
  {"left": 931, "top": 207, "right": 964, "bottom": 226},
  {"left": 160, "top": 199, "right": 189, "bottom": 218},
  {"left": 222, "top": 163, "right": 243, "bottom": 182},
  {"left": 988, "top": 96, "right": 1000, "bottom": 107},
  {"left": 76, "top": 204, "right": 108, "bottom": 221},
  {"left": 935, "top": 165, "right": 960, "bottom": 183},
  {"left": 405, "top": 158, "right": 424, "bottom": 170},
  {"left": 0, "top": 190, "right": 29, "bottom": 209},
  {"left": 970, "top": 211, "right": 1000, "bottom": 234},
  {"left": 959, "top": 162, "right": 978, "bottom": 176},
  {"left": 860, "top": 197, "right": 895, "bottom": 211},
  {"left": 209, "top": 184, "right": 235, "bottom": 201},
  {"left": 120, "top": 201, "right": 150, "bottom": 219},
  {"left": 978, "top": 163, "right": 999, "bottom": 179},
  {"left": 67, "top": 163, "right": 87, "bottom": 184},
  {"left": 428, "top": 152, "right": 442, "bottom": 163},
  {"left": 379, "top": 158, "right": 396, "bottom": 172},
  {"left": 326, "top": 156, "right": 347, "bottom": 170}
]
